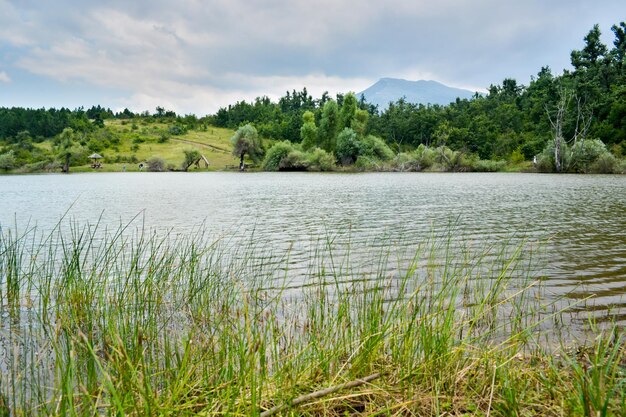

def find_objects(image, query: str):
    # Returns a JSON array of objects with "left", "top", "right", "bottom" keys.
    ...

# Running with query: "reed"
[{"left": 0, "top": 221, "right": 624, "bottom": 416}]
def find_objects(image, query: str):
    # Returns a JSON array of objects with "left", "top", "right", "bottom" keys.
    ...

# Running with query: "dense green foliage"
[
  {"left": 230, "top": 124, "right": 264, "bottom": 169},
  {"left": 1, "top": 22, "right": 626, "bottom": 173},
  {"left": 262, "top": 141, "right": 336, "bottom": 172},
  {"left": 210, "top": 22, "right": 626, "bottom": 173}
]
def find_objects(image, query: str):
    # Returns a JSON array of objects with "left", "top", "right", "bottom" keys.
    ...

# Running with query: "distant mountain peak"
[{"left": 358, "top": 78, "right": 475, "bottom": 109}]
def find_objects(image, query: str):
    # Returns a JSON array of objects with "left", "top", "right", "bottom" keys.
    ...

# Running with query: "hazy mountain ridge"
[{"left": 359, "top": 78, "right": 476, "bottom": 109}]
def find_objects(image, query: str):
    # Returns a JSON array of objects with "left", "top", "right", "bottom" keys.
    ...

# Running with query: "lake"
[{"left": 1, "top": 171, "right": 626, "bottom": 326}]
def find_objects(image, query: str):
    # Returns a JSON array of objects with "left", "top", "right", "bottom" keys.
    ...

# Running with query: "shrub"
[
  {"left": 535, "top": 145, "right": 556, "bottom": 172},
  {"left": 570, "top": 139, "right": 609, "bottom": 173},
  {"left": 391, "top": 146, "right": 437, "bottom": 172},
  {"left": 361, "top": 135, "right": 394, "bottom": 161},
  {"left": 168, "top": 125, "right": 186, "bottom": 135},
  {"left": 354, "top": 155, "right": 384, "bottom": 171},
  {"left": 537, "top": 139, "right": 617, "bottom": 173},
  {"left": 413, "top": 144, "right": 436, "bottom": 170},
  {"left": 0, "top": 150, "right": 16, "bottom": 171},
  {"left": 433, "top": 146, "right": 463, "bottom": 171},
  {"left": 17, "top": 160, "right": 59, "bottom": 173},
  {"left": 335, "top": 128, "right": 361, "bottom": 165},
  {"left": 146, "top": 156, "right": 166, "bottom": 172},
  {"left": 279, "top": 150, "right": 310, "bottom": 171},
  {"left": 509, "top": 147, "right": 525, "bottom": 164},
  {"left": 391, "top": 152, "right": 418, "bottom": 171},
  {"left": 590, "top": 152, "right": 619, "bottom": 174},
  {"left": 473, "top": 159, "right": 507, "bottom": 172},
  {"left": 262, "top": 141, "right": 295, "bottom": 171},
  {"left": 306, "top": 148, "right": 336, "bottom": 171}
]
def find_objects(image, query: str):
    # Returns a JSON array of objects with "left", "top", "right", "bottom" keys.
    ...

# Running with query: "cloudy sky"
[{"left": 0, "top": 0, "right": 624, "bottom": 115}]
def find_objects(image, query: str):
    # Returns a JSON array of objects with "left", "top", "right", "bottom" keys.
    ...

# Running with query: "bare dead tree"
[{"left": 546, "top": 89, "right": 592, "bottom": 172}]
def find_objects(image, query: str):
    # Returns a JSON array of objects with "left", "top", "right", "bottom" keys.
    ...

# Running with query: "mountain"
[{"left": 358, "top": 78, "right": 476, "bottom": 110}]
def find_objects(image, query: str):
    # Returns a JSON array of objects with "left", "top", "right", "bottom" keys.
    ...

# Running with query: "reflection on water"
[{"left": 1, "top": 171, "right": 625, "bottom": 323}]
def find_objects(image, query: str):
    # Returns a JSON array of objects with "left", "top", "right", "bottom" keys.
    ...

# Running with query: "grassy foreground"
[{"left": 0, "top": 223, "right": 625, "bottom": 416}]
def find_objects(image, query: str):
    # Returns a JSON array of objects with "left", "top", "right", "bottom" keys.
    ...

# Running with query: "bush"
[
  {"left": 590, "top": 152, "right": 619, "bottom": 174},
  {"left": 535, "top": 144, "right": 556, "bottom": 172},
  {"left": 354, "top": 155, "right": 385, "bottom": 171},
  {"left": 472, "top": 159, "right": 507, "bottom": 172},
  {"left": 146, "top": 156, "right": 166, "bottom": 172},
  {"left": 306, "top": 148, "right": 336, "bottom": 171},
  {"left": 279, "top": 150, "right": 310, "bottom": 171},
  {"left": 391, "top": 146, "right": 437, "bottom": 172},
  {"left": 391, "top": 152, "right": 419, "bottom": 171},
  {"left": 509, "top": 147, "right": 525, "bottom": 164},
  {"left": 18, "top": 160, "right": 59, "bottom": 173},
  {"left": 168, "top": 125, "right": 186, "bottom": 135},
  {"left": 433, "top": 146, "right": 463, "bottom": 171},
  {"left": 537, "top": 139, "right": 617, "bottom": 173},
  {"left": 335, "top": 128, "right": 361, "bottom": 165},
  {"left": 0, "top": 150, "right": 16, "bottom": 171},
  {"left": 570, "top": 139, "right": 609, "bottom": 173},
  {"left": 361, "top": 135, "right": 394, "bottom": 161},
  {"left": 262, "top": 141, "right": 295, "bottom": 171},
  {"left": 413, "top": 144, "right": 436, "bottom": 170}
]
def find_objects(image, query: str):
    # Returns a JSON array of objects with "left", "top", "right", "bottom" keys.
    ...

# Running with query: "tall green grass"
[{"left": 0, "top": 222, "right": 624, "bottom": 416}]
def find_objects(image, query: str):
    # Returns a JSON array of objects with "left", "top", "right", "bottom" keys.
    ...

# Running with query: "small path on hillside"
[{"left": 171, "top": 137, "right": 230, "bottom": 153}]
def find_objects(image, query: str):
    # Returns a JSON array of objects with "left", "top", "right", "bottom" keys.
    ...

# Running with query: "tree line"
[
  {"left": 1, "top": 22, "right": 625, "bottom": 173},
  {"left": 217, "top": 22, "right": 626, "bottom": 173}
]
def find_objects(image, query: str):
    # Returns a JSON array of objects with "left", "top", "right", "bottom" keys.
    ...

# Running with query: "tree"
[
  {"left": 611, "top": 22, "right": 626, "bottom": 73},
  {"left": 231, "top": 124, "right": 263, "bottom": 171},
  {"left": 571, "top": 24, "right": 608, "bottom": 70},
  {"left": 56, "top": 128, "right": 86, "bottom": 173},
  {"left": 300, "top": 111, "right": 318, "bottom": 150},
  {"left": 318, "top": 100, "right": 339, "bottom": 152},
  {"left": 351, "top": 109, "right": 370, "bottom": 137},
  {"left": 335, "top": 128, "right": 361, "bottom": 165},
  {"left": 339, "top": 92, "right": 358, "bottom": 129},
  {"left": 0, "top": 150, "right": 16, "bottom": 172},
  {"left": 546, "top": 89, "right": 592, "bottom": 172},
  {"left": 181, "top": 149, "right": 202, "bottom": 171}
]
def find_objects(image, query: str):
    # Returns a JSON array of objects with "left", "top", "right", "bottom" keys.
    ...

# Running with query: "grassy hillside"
[{"left": 72, "top": 119, "right": 236, "bottom": 172}]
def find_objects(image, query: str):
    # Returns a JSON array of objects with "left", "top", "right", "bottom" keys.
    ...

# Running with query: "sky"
[{"left": 0, "top": 0, "right": 624, "bottom": 115}]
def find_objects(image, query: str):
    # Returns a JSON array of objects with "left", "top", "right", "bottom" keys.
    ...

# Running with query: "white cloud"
[
  {"left": 115, "top": 73, "right": 374, "bottom": 115},
  {"left": 2, "top": 0, "right": 625, "bottom": 113},
  {"left": 0, "top": 71, "right": 10, "bottom": 83}
]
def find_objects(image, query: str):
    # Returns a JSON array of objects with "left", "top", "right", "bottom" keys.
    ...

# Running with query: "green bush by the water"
[{"left": 537, "top": 138, "right": 623, "bottom": 173}]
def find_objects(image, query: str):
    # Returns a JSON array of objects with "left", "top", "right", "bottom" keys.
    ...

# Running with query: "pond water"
[{"left": 1, "top": 171, "right": 626, "bottom": 325}]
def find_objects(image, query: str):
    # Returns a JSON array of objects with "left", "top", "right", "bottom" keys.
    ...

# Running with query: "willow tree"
[
  {"left": 231, "top": 124, "right": 263, "bottom": 171},
  {"left": 181, "top": 149, "right": 202, "bottom": 171},
  {"left": 56, "top": 128, "right": 86, "bottom": 173}
]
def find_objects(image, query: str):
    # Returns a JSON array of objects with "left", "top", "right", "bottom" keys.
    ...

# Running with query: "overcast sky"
[{"left": 0, "top": 0, "right": 624, "bottom": 115}]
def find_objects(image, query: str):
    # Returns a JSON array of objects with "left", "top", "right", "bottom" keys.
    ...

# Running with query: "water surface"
[{"left": 1, "top": 171, "right": 625, "bottom": 324}]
